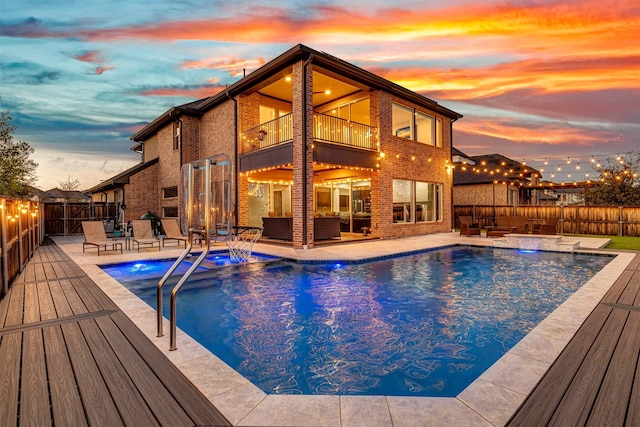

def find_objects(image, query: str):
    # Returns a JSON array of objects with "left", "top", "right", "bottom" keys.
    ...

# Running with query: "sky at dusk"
[{"left": 2, "top": 0, "right": 638, "bottom": 190}]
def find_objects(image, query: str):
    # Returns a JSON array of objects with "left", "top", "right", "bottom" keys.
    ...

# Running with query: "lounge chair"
[
  {"left": 459, "top": 216, "right": 481, "bottom": 237},
  {"left": 81, "top": 221, "right": 123, "bottom": 255},
  {"left": 486, "top": 216, "right": 518, "bottom": 237},
  {"left": 161, "top": 219, "right": 188, "bottom": 248},
  {"left": 532, "top": 218, "right": 558, "bottom": 235},
  {"left": 131, "top": 219, "right": 161, "bottom": 252}
]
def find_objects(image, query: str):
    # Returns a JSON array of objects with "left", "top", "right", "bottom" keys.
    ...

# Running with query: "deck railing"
[{"left": 241, "top": 112, "right": 378, "bottom": 154}]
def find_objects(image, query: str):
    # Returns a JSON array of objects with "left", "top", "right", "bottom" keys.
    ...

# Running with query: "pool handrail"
[
  {"left": 169, "top": 235, "right": 210, "bottom": 350},
  {"left": 156, "top": 235, "right": 194, "bottom": 337}
]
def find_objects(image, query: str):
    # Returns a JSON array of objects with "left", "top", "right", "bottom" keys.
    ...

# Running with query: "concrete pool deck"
[{"left": 52, "top": 232, "right": 636, "bottom": 426}]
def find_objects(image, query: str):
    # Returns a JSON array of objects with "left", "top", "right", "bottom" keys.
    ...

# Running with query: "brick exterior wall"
[
  {"left": 376, "top": 92, "right": 454, "bottom": 238},
  {"left": 125, "top": 163, "right": 159, "bottom": 222},
  {"left": 291, "top": 60, "right": 315, "bottom": 248},
  {"left": 157, "top": 121, "right": 181, "bottom": 221}
]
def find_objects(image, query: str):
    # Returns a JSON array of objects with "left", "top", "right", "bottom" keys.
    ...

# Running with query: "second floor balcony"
[{"left": 241, "top": 112, "right": 378, "bottom": 155}]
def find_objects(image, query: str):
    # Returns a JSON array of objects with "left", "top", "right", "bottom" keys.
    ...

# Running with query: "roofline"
[
  {"left": 131, "top": 106, "right": 202, "bottom": 142},
  {"left": 131, "top": 44, "right": 462, "bottom": 142},
  {"left": 84, "top": 158, "right": 159, "bottom": 192}
]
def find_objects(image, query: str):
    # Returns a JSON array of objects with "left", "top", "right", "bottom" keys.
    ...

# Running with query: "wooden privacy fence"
[
  {"left": 43, "top": 201, "right": 120, "bottom": 236},
  {"left": 0, "top": 196, "right": 44, "bottom": 297},
  {"left": 454, "top": 205, "right": 640, "bottom": 237}
]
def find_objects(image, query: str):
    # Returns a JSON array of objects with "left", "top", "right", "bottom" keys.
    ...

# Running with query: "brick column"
[{"left": 291, "top": 60, "right": 314, "bottom": 248}]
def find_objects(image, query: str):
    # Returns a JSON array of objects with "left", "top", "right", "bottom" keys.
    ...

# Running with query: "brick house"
[
  {"left": 452, "top": 149, "right": 541, "bottom": 206},
  {"left": 90, "top": 44, "right": 462, "bottom": 248}
]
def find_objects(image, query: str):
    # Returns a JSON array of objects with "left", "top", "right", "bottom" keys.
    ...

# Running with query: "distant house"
[
  {"left": 452, "top": 149, "right": 542, "bottom": 206},
  {"left": 25, "top": 186, "right": 91, "bottom": 203},
  {"left": 88, "top": 44, "right": 463, "bottom": 248}
]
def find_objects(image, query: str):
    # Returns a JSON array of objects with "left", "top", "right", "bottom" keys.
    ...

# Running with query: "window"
[
  {"left": 162, "top": 186, "right": 178, "bottom": 199},
  {"left": 392, "top": 104, "right": 413, "bottom": 139},
  {"left": 392, "top": 103, "right": 442, "bottom": 146},
  {"left": 173, "top": 122, "right": 181, "bottom": 151},
  {"left": 393, "top": 179, "right": 442, "bottom": 223},
  {"left": 163, "top": 206, "right": 178, "bottom": 218}
]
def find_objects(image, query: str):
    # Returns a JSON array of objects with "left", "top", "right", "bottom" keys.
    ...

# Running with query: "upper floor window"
[
  {"left": 162, "top": 186, "right": 178, "bottom": 199},
  {"left": 173, "top": 121, "right": 181, "bottom": 151},
  {"left": 392, "top": 103, "right": 442, "bottom": 147}
]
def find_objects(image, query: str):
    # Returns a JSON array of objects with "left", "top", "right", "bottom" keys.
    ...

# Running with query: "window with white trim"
[
  {"left": 392, "top": 102, "right": 442, "bottom": 147},
  {"left": 393, "top": 179, "right": 442, "bottom": 223}
]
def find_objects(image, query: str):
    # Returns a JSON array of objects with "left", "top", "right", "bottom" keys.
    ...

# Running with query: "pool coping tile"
[{"left": 52, "top": 233, "right": 634, "bottom": 427}]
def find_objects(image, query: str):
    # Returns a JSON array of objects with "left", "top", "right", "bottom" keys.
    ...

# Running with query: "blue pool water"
[{"left": 101, "top": 247, "right": 612, "bottom": 397}]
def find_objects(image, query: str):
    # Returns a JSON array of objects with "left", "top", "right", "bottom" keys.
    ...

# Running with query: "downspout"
[
  {"left": 302, "top": 54, "right": 313, "bottom": 248},
  {"left": 226, "top": 92, "right": 239, "bottom": 226}
]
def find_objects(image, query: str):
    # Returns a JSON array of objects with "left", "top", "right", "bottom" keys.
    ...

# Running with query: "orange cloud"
[
  {"left": 138, "top": 84, "right": 225, "bottom": 99},
  {"left": 74, "top": 50, "right": 104, "bottom": 63},
  {"left": 455, "top": 117, "right": 615, "bottom": 146},
  {"left": 182, "top": 56, "right": 266, "bottom": 77}
]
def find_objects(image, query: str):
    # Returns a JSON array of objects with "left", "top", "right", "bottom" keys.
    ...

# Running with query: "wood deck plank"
[
  {"left": 0, "top": 332, "right": 21, "bottom": 427},
  {"left": 94, "top": 315, "right": 194, "bottom": 426},
  {"left": 36, "top": 282, "right": 56, "bottom": 321},
  {"left": 42, "top": 325, "right": 87, "bottom": 427},
  {"left": 43, "top": 263, "right": 56, "bottom": 281},
  {"left": 588, "top": 310, "right": 640, "bottom": 426},
  {"left": 78, "top": 318, "right": 159, "bottom": 427},
  {"left": 70, "top": 277, "right": 108, "bottom": 312},
  {"left": 627, "top": 341, "right": 640, "bottom": 427},
  {"left": 49, "top": 281, "right": 74, "bottom": 318},
  {"left": 618, "top": 272, "right": 640, "bottom": 306},
  {"left": 5, "top": 284, "right": 24, "bottom": 327},
  {"left": 59, "top": 279, "right": 89, "bottom": 315},
  {"left": 61, "top": 322, "right": 121, "bottom": 427},
  {"left": 601, "top": 269, "right": 634, "bottom": 304},
  {"left": 78, "top": 276, "right": 118, "bottom": 311},
  {"left": 20, "top": 329, "right": 51, "bottom": 427},
  {"left": 23, "top": 282, "right": 40, "bottom": 324},
  {"left": 549, "top": 309, "right": 628, "bottom": 426},
  {"left": 108, "top": 311, "right": 231, "bottom": 426},
  {"left": 507, "top": 305, "right": 613, "bottom": 426}
]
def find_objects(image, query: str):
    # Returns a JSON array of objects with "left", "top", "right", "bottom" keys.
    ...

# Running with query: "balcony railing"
[
  {"left": 241, "top": 112, "right": 378, "bottom": 154},
  {"left": 241, "top": 114, "right": 293, "bottom": 154},
  {"left": 313, "top": 113, "right": 377, "bottom": 151}
]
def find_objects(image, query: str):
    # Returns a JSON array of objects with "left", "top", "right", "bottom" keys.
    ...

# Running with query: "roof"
[
  {"left": 84, "top": 158, "right": 159, "bottom": 193},
  {"left": 132, "top": 44, "right": 463, "bottom": 142},
  {"left": 453, "top": 153, "right": 540, "bottom": 186}
]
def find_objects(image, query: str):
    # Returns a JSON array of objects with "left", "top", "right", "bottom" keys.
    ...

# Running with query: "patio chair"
[
  {"left": 161, "top": 219, "right": 188, "bottom": 248},
  {"left": 459, "top": 216, "right": 481, "bottom": 237},
  {"left": 511, "top": 216, "right": 530, "bottom": 234},
  {"left": 131, "top": 219, "right": 161, "bottom": 252},
  {"left": 81, "top": 221, "right": 123, "bottom": 255},
  {"left": 532, "top": 218, "right": 558, "bottom": 235}
]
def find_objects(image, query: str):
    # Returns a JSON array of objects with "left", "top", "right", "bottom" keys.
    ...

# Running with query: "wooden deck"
[
  {"left": 0, "top": 241, "right": 230, "bottom": 427},
  {"left": 508, "top": 253, "right": 640, "bottom": 426}
]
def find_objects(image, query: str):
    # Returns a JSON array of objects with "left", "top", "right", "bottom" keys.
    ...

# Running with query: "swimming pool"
[{"left": 101, "top": 246, "right": 612, "bottom": 397}]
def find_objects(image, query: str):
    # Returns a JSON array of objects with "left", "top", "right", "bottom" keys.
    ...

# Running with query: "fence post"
[
  {"left": 619, "top": 206, "right": 624, "bottom": 237},
  {"left": 560, "top": 205, "right": 565, "bottom": 234}
]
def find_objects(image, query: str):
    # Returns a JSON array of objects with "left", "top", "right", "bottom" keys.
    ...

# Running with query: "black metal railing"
[
  {"left": 241, "top": 114, "right": 293, "bottom": 154},
  {"left": 241, "top": 112, "right": 378, "bottom": 154},
  {"left": 313, "top": 113, "right": 377, "bottom": 150}
]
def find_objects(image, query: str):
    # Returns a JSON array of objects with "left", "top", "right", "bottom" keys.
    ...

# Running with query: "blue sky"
[{"left": 2, "top": 0, "right": 638, "bottom": 190}]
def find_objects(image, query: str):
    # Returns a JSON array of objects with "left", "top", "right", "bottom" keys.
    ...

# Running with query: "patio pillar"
[{"left": 291, "top": 59, "right": 314, "bottom": 249}]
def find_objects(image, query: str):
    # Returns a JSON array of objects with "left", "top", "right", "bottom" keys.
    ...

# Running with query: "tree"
[
  {"left": 58, "top": 175, "right": 81, "bottom": 191},
  {"left": 0, "top": 105, "right": 38, "bottom": 197},
  {"left": 585, "top": 152, "right": 640, "bottom": 206}
]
